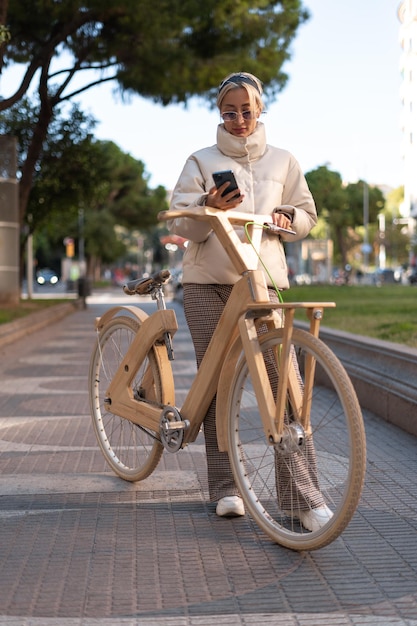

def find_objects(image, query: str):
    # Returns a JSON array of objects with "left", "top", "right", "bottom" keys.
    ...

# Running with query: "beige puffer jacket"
[{"left": 169, "top": 123, "right": 317, "bottom": 289}]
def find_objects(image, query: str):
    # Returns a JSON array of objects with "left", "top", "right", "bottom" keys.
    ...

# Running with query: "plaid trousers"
[{"left": 183, "top": 282, "right": 324, "bottom": 509}]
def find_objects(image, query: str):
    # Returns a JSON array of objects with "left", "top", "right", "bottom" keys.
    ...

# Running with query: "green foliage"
[
  {"left": 345, "top": 180, "right": 385, "bottom": 225},
  {"left": 385, "top": 186, "right": 404, "bottom": 217},
  {"left": 305, "top": 166, "right": 346, "bottom": 225},
  {"left": 2, "top": 0, "right": 310, "bottom": 279},
  {"left": 306, "top": 165, "right": 349, "bottom": 265},
  {"left": 84, "top": 209, "right": 126, "bottom": 264},
  {"left": 0, "top": 99, "right": 97, "bottom": 229},
  {"left": 305, "top": 165, "right": 387, "bottom": 267},
  {"left": 0, "top": 25, "right": 11, "bottom": 45},
  {"left": 3, "top": 0, "right": 309, "bottom": 109},
  {"left": 0, "top": 97, "right": 167, "bottom": 269}
]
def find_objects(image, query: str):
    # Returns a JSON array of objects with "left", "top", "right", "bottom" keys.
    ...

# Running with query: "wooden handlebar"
[{"left": 158, "top": 207, "right": 274, "bottom": 227}]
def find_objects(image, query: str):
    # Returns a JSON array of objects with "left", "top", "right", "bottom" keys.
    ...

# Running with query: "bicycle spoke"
[
  {"left": 228, "top": 328, "right": 366, "bottom": 551},
  {"left": 89, "top": 317, "right": 163, "bottom": 481}
]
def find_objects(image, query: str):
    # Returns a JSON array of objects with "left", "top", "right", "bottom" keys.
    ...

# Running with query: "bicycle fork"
[{"left": 238, "top": 307, "right": 320, "bottom": 450}]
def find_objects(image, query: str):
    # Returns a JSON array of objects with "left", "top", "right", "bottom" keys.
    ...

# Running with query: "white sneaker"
[
  {"left": 297, "top": 505, "right": 333, "bottom": 532},
  {"left": 216, "top": 496, "right": 245, "bottom": 517}
]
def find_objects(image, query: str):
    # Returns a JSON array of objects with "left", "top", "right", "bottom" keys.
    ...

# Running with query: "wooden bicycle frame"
[{"left": 100, "top": 207, "right": 335, "bottom": 451}]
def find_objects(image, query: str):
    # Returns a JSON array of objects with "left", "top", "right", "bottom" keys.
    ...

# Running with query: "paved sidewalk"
[{"left": 0, "top": 290, "right": 416, "bottom": 626}]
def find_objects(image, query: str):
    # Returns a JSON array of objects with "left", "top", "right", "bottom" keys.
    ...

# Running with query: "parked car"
[
  {"left": 36, "top": 268, "right": 59, "bottom": 285},
  {"left": 374, "top": 268, "right": 401, "bottom": 285}
]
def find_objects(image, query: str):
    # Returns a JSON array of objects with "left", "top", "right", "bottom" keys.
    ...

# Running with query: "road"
[{"left": 0, "top": 289, "right": 416, "bottom": 625}]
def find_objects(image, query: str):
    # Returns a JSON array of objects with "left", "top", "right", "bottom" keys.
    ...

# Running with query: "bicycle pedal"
[
  {"left": 161, "top": 419, "right": 189, "bottom": 432},
  {"left": 159, "top": 406, "right": 190, "bottom": 452}
]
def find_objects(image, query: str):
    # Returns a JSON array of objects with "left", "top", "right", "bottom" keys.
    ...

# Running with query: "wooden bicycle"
[{"left": 89, "top": 207, "right": 366, "bottom": 551}]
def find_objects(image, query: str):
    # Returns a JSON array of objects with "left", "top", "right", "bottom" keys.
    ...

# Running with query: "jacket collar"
[{"left": 216, "top": 122, "right": 266, "bottom": 162}]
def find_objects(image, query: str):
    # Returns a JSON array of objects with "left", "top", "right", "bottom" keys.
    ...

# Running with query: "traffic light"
[{"left": 64, "top": 237, "right": 74, "bottom": 258}]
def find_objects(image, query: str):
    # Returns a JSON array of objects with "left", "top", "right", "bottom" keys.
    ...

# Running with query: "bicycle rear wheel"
[
  {"left": 227, "top": 327, "right": 366, "bottom": 551},
  {"left": 89, "top": 315, "right": 163, "bottom": 481}
]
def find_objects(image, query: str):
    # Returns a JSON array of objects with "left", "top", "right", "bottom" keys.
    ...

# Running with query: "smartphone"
[
  {"left": 263, "top": 223, "right": 297, "bottom": 236},
  {"left": 213, "top": 170, "right": 241, "bottom": 200}
]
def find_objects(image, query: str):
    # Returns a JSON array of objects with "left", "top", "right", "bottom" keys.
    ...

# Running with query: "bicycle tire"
[
  {"left": 89, "top": 315, "right": 164, "bottom": 481},
  {"left": 227, "top": 327, "right": 366, "bottom": 551}
]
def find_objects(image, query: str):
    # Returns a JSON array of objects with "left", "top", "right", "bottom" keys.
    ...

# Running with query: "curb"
[{"left": 0, "top": 300, "right": 79, "bottom": 349}]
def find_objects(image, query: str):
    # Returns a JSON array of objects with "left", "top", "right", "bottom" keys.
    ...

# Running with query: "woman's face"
[{"left": 220, "top": 87, "right": 260, "bottom": 138}]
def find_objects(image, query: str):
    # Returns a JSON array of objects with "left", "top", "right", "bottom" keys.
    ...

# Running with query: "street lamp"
[{"left": 362, "top": 181, "right": 372, "bottom": 271}]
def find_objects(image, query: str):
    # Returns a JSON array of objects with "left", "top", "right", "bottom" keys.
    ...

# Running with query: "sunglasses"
[{"left": 221, "top": 110, "right": 255, "bottom": 122}]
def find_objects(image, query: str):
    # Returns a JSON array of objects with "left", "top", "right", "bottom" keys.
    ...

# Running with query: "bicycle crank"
[
  {"left": 159, "top": 406, "right": 190, "bottom": 453},
  {"left": 275, "top": 423, "right": 306, "bottom": 457}
]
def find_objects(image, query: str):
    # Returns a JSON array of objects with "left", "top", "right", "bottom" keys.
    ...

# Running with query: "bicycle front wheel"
[
  {"left": 227, "top": 327, "right": 366, "bottom": 551},
  {"left": 89, "top": 315, "right": 163, "bottom": 481}
]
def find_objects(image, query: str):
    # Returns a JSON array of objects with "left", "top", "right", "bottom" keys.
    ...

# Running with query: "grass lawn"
[
  {"left": 1, "top": 284, "right": 416, "bottom": 348},
  {"left": 285, "top": 284, "right": 417, "bottom": 348},
  {"left": 0, "top": 299, "right": 66, "bottom": 325}
]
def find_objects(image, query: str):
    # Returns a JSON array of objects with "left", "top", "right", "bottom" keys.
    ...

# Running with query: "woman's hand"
[
  {"left": 272, "top": 211, "right": 292, "bottom": 230},
  {"left": 205, "top": 184, "right": 244, "bottom": 210}
]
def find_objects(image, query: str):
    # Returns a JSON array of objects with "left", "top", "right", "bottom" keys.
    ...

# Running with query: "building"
[{"left": 398, "top": 1, "right": 417, "bottom": 225}]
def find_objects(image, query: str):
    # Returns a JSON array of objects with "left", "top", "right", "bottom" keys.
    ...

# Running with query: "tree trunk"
[
  {"left": 17, "top": 96, "right": 53, "bottom": 281},
  {"left": 19, "top": 99, "right": 53, "bottom": 229},
  {"left": 335, "top": 225, "right": 348, "bottom": 268}
]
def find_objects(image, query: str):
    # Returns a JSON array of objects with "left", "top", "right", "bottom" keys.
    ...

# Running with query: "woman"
[{"left": 169, "top": 72, "right": 332, "bottom": 531}]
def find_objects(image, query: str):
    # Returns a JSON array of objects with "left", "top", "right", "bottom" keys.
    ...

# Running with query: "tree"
[
  {"left": 0, "top": 98, "right": 167, "bottom": 277},
  {"left": 81, "top": 140, "right": 169, "bottom": 277},
  {"left": 0, "top": 97, "right": 98, "bottom": 235},
  {"left": 344, "top": 179, "right": 385, "bottom": 268},
  {"left": 305, "top": 165, "right": 350, "bottom": 266},
  {"left": 345, "top": 180, "right": 385, "bottom": 226},
  {"left": 306, "top": 165, "right": 386, "bottom": 268},
  {"left": 2, "top": 0, "right": 310, "bottom": 232}
]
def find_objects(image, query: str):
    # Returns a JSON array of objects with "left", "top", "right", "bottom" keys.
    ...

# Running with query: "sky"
[{"left": 2, "top": 0, "right": 404, "bottom": 192}]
